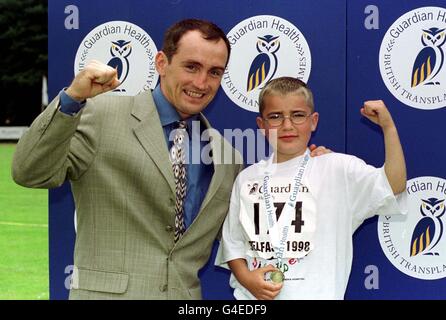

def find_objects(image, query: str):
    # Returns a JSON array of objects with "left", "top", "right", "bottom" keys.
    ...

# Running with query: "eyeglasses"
[{"left": 263, "top": 111, "right": 312, "bottom": 127}]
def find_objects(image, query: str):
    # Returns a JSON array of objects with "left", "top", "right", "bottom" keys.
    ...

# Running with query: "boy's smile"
[{"left": 279, "top": 134, "right": 299, "bottom": 142}]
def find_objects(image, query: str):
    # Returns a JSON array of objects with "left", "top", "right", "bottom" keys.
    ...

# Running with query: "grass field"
[{"left": 0, "top": 143, "right": 48, "bottom": 299}]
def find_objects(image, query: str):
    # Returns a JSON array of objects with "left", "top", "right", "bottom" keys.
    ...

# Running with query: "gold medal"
[{"left": 270, "top": 270, "right": 285, "bottom": 283}]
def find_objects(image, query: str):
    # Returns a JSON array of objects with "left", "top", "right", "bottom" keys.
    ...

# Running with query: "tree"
[{"left": 0, "top": 0, "right": 47, "bottom": 125}]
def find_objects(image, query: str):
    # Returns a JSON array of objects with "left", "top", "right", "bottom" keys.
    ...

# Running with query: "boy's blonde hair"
[{"left": 258, "top": 77, "right": 314, "bottom": 115}]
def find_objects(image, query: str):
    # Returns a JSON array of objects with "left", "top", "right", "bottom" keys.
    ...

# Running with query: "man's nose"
[{"left": 193, "top": 72, "right": 207, "bottom": 90}]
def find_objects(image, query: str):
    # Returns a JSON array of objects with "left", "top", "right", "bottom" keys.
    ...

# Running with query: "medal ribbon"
[{"left": 262, "top": 149, "right": 311, "bottom": 268}]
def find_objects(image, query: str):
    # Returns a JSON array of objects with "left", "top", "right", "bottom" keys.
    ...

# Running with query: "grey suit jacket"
[{"left": 12, "top": 90, "right": 243, "bottom": 299}]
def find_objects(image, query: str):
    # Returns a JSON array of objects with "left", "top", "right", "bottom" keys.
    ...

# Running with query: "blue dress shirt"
[
  {"left": 59, "top": 89, "right": 86, "bottom": 114},
  {"left": 59, "top": 86, "right": 213, "bottom": 229},
  {"left": 152, "top": 85, "right": 214, "bottom": 229}
]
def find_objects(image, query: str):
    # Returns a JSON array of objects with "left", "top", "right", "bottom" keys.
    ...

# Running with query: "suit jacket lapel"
[
  {"left": 131, "top": 95, "right": 228, "bottom": 227},
  {"left": 131, "top": 91, "right": 175, "bottom": 193},
  {"left": 197, "top": 114, "right": 225, "bottom": 213}
]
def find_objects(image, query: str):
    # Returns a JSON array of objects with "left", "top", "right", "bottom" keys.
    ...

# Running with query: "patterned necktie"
[{"left": 170, "top": 120, "right": 187, "bottom": 243}]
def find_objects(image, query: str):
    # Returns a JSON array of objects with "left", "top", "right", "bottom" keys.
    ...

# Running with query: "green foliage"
[
  {"left": 0, "top": 0, "right": 47, "bottom": 86},
  {"left": 0, "top": 0, "right": 47, "bottom": 125}
]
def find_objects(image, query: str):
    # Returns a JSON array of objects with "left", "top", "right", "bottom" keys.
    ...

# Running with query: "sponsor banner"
[
  {"left": 379, "top": 7, "right": 446, "bottom": 110},
  {"left": 222, "top": 15, "right": 311, "bottom": 112},
  {"left": 378, "top": 176, "right": 446, "bottom": 280},
  {"left": 74, "top": 21, "right": 158, "bottom": 96}
]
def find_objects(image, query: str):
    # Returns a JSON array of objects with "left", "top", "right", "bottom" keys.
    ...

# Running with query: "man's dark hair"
[{"left": 162, "top": 19, "right": 231, "bottom": 65}]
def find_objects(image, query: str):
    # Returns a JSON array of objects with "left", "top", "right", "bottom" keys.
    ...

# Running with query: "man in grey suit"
[{"left": 13, "top": 19, "right": 327, "bottom": 299}]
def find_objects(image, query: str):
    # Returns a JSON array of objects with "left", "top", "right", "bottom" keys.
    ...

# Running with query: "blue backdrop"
[
  {"left": 345, "top": 0, "right": 446, "bottom": 299},
  {"left": 48, "top": 0, "right": 446, "bottom": 299}
]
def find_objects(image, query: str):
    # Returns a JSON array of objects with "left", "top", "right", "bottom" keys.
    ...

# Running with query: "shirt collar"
[{"left": 152, "top": 84, "right": 200, "bottom": 128}]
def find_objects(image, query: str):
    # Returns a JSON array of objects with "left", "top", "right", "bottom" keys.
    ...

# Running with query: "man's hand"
[
  {"left": 309, "top": 144, "right": 332, "bottom": 157},
  {"left": 65, "top": 60, "right": 120, "bottom": 101},
  {"left": 360, "top": 100, "right": 395, "bottom": 131}
]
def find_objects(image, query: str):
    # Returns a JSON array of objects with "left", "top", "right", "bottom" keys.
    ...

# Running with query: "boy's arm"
[
  {"left": 360, "top": 100, "right": 407, "bottom": 194},
  {"left": 228, "top": 259, "right": 282, "bottom": 300}
]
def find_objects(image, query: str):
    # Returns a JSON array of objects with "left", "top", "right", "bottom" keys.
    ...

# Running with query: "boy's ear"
[
  {"left": 256, "top": 116, "right": 266, "bottom": 132},
  {"left": 311, "top": 112, "right": 319, "bottom": 132}
]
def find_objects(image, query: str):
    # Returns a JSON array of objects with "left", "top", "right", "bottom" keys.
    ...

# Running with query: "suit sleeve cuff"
[{"left": 59, "top": 89, "right": 86, "bottom": 115}]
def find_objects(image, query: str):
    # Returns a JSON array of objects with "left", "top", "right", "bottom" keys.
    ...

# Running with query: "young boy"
[{"left": 215, "top": 77, "right": 407, "bottom": 300}]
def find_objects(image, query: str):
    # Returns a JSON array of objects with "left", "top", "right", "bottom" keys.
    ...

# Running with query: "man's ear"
[{"left": 155, "top": 51, "right": 168, "bottom": 76}]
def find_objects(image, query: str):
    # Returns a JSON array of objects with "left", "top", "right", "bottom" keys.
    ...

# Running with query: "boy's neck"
[{"left": 274, "top": 149, "right": 308, "bottom": 163}]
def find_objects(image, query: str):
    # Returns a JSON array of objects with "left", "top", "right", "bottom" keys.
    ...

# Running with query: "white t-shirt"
[{"left": 215, "top": 150, "right": 407, "bottom": 300}]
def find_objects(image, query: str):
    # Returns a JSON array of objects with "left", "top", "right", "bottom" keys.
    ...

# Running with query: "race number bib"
[{"left": 239, "top": 176, "right": 317, "bottom": 259}]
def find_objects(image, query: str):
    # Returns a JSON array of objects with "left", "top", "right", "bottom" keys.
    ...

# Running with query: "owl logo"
[
  {"left": 410, "top": 198, "right": 445, "bottom": 257},
  {"left": 107, "top": 40, "right": 132, "bottom": 92},
  {"left": 248, "top": 182, "right": 259, "bottom": 195},
  {"left": 246, "top": 35, "right": 280, "bottom": 92},
  {"left": 411, "top": 27, "right": 446, "bottom": 87}
]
